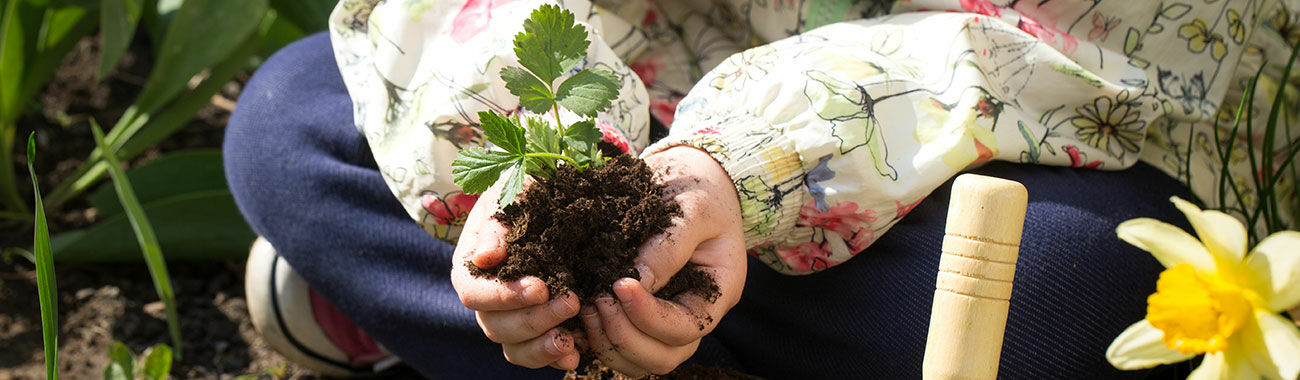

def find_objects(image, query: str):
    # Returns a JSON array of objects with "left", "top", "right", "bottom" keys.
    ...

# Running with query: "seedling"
[{"left": 450, "top": 4, "right": 621, "bottom": 206}]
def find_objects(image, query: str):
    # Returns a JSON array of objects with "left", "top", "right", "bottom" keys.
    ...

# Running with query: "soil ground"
[{"left": 0, "top": 35, "right": 332, "bottom": 379}]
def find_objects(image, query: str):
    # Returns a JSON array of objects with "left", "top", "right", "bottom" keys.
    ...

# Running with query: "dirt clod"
[{"left": 469, "top": 155, "right": 719, "bottom": 306}]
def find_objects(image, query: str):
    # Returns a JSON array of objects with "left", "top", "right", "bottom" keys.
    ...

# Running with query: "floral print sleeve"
[
  {"left": 329, "top": 0, "right": 1300, "bottom": 274},
  {"left": 647, "top": 0, "right": 1300, "bottom": 274}
]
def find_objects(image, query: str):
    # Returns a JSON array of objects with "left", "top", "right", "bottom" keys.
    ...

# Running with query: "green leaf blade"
[
  {"left": 134, "top": 0, "right": 268, "bottom": 114},
  {"left": 513, "top": 4, "right": 589, "bottom": 85},
  {"left": 99, "top": 0, "right": 143, "bottom": 80},
  {"left": 141, "top": 344, "right": 172, "bottom": 380},
  {"left": 89, "top": 121, "right": 183, "bottom": 357},
  {"left": 452, "top": 147, "right": 522, "bottom": 194},
  {"left": 497, "top": 161, "right": 527, "bottom": 206},
  {"left": 555, "top": 69, "right": 619, "bottom": 117},
  {"left": 501, "top": 66, "right": 554, "bottom": 114},
  {"left": 477, "top": 111, "right": 527, "bottom": 154},
  {"left": 104, "top": 342, "right": 134, "bottom": 380},
  {"left": 28, "top": 132, "right": 58, "bottom": 380}
]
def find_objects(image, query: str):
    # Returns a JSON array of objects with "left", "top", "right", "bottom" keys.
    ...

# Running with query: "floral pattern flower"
[
  {"left": 598, "top": 121, "right": 631, "bottom": 153},
  {"left": 1107, "top": 198, "right": 1300, "bottom": 380},
  {"left": 1071, "top": 92, "right": 1146, "bottom": 158},
  {"left": 1226, "top": 8, "right": 1245, "bottom": 44},
  {"left": 798, "top": 200, "right": 877, "bottom": 252},
  {"left": 959, "top": 0, "right": 1001, "bottom": 17},
  {"left": 777, "top": 241, "right": 838, "bottom": 273},
  {"left": 422, "top": 192, "right": 479, "bottom": 226},
  {"left": 1179, "top": 18, "right": 1228, "bottom": 61},
  {"left": 449, "top": 0, "right": 521, "bottom": 43}
]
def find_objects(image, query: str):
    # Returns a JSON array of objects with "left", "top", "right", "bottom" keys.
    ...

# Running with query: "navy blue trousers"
[{"left": 225, "top": 33, "right": 1193, "bottom": 379}]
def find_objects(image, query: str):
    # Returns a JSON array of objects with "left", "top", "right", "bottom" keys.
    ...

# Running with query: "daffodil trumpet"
[{"left": 1106, "top": 197, "right": 1300, "bottom": 380}]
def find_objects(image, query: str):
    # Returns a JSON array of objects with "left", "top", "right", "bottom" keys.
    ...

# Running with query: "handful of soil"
[{"left": 466, "top": 154, "right": 719, "bottom": 306}]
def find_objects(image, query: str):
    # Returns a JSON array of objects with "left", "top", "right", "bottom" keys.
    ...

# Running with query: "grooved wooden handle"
[{"left": 922, "top": 174, "right": 1028, "bottom": 380}]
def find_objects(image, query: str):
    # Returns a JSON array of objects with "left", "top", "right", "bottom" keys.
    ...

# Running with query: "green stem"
[
  {"left": 0, "top": 125, "right": 30, "bottom": 214},
  {"left": 525, "top": 152, "right": 578, "bottom": 167}
]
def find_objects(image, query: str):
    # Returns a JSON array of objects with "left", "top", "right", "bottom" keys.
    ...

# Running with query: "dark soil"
[
  {"left": 563, "top": 360, "right": 751, "bottom": 380},
  {"left": 468, "top": 155, "right": 718, "bottom": 306},
  {"left": 0, "top": 34, "right": 326, "bottom": 379}
]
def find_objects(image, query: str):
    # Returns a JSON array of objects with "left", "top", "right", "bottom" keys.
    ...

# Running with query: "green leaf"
[
  {"left": 27, "top": 132, "right": 58, "bottom": 380},
  {"left": 498, "top": 161, "right": 526, "bottom": 206},
  {"left": 140, "top": 344, "right": 172, "bottom": 380},
  {"left": 267, "top": 0, "right": 336, "bottom": 32},
  {"left": 89, "top": 120, "right": 183, "bottom": 357},
  {"left": 88, "top": 150, "right": 226, "bottom": 219},
  {"left": 563, "top": 119, "right": 602, "bottom": 147},
  {"left": 52, "top": 190, "right": 255, "bottom": 262},
  {"left": 478, "top": 111, "right": 527, "bottom": 154},
  {"left": 555, "top": 69, "right": 619, "bottom": 117},
  {"left": 501, "top": 66, "right": 554, "bottom": 114},
  {"left": 99, "top": 0, "right": 142, "bottom": 80},
  {"left": 513, "top": 4, "right": 589, "bottom": 85},
  {"left": 451, "top": 147, "right": 522, "bottom": 194},
  {"left": 134, "top": 0, "right": 267, "bottom": 114},
  {"left": 255, "top": 10, "right": 306, "bottom": 59},
  {"left": 0, "top": 0, "right": 36, "bottom": 122},
  {"left": 525, "top": 117, "right": 559, "bottom": 150},
  {"left": 104, "top": 342, "right": 134, "bottom": 380}
]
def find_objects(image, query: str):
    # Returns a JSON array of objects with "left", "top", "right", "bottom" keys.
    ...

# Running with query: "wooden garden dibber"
[{"left": 922, "top": 174, "right": 1028, "bottom": 380}]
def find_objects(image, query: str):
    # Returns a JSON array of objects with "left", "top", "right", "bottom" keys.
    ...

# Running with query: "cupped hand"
[
  {"left": 450, "top": 181, "right": 583, "bottom": 371},
  {"left": 580, "top": 146, "right": 747, "bottom": 377}
]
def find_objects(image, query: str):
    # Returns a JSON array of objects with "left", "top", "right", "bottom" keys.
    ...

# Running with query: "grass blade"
[
  {"left": 89, "top": 120, "right": 183, "bottom": 357},
  {"left": 27, "top": 132, "right": 58, "bottom": 380}
]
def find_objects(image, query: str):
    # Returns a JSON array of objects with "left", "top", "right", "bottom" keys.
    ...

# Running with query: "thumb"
[{"left": 633, "top": 222, "right": 705, "bottom": 294}]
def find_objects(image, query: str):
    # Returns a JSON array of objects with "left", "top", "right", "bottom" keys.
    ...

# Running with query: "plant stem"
[
  {"left": 526, "top": 152, "right": 579, "bottom": 167},
  {"left": 0, "top": 125, "right": 30, "bottom": 214}
]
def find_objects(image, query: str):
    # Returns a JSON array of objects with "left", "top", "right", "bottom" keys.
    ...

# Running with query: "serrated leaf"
[
  {"left": 555, "top": 69, "right": 619, "bottom": 117},
  {"left": 501, "top": 66, "right": 554, "bottom": 114},
  {"left": 451, "top": 147, "right": 522, "bottom": 194},
  {"left": 498, "top": 161, "right": 527, "bottom": 206},
  {"left": 477, "top": 111, "right": 527, "bottom": 155},
  {"left": 513, "top": 4, "right": 589, "bottom": 85},
  {"left": 564, "top": 120, "right": 602, "bottom": 146},
  {"left": 525, "top": 117, "right": 562, "bottom": 155}
]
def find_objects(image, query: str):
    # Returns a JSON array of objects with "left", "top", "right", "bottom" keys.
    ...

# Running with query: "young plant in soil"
[{"left": 451, "top": 5, "right": 718, "bottom": 309}]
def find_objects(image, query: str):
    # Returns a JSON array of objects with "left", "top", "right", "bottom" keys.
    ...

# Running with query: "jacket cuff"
[{"left": 644, "top": 113, "right": 807, "bottom": 251}]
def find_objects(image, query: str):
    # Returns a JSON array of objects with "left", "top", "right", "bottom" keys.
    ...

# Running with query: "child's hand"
[
  {"left": 450, "top": 181, "right": 583, "bottom": 371},
  {"left": 579, "top": 146, "right": 747, "bottom": 377}
]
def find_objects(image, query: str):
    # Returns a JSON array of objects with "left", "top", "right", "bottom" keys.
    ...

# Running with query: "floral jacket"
[{"left": 329, "top": 0, "right": 1300, "bottom": 275}]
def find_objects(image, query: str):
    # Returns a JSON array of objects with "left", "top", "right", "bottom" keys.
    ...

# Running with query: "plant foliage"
[{"left": 451, "top": 5, "right": 620, "bottom": 205}]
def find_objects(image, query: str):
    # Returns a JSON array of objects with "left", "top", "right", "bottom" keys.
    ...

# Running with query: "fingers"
[
  {"left": 611, "top": 278, "right": 710, "bottom": 346},
  {"left": 502, "top": 328, "right": 578, "bottom": 369},
  {"left": 452, "top": 274, "right": 548, "bottom": 311},
  {"left": 477, "top": 292, "right": 579, "bottom": 344},
  {"left": 585, "top": 296, "right": 699, "bottom": 375},
  {"left": 469, "top": 218, "right": 509, "bottom": 268}
]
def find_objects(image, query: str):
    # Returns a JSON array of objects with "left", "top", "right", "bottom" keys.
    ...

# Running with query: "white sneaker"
[{"left": 244, "top": 237, "right": 402, "bottom": 377}]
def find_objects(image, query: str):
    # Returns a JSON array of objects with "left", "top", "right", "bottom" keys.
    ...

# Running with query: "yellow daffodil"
[{"left": 1106, "top": 197, "right": 1300, "bottom": 380}]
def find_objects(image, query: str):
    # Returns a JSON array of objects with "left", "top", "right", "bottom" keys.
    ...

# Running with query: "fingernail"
[
  {"left": 613, "top": 278, "right": 638, "bottom": 303},
  {"left": 522, "top": 281, "right": 547, "bottom": 304},
  {"left": 546, "top": 334, "right": 567, "bottom": 355},
  {"left": 551, "top": 293, "right": 578, "bottom": 318},
  {"left": 595, "top": 295, "right": 617, "bottom": 316},
  {"left": 635, "top": 264, "right": 655, "bottom": 292},
  {"left": 580, "top": 305, "right": 599, "bottom": 318}
]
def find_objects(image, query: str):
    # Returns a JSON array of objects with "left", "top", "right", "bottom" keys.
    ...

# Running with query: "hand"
[
  {"left": 450, "top": 181, "right": 583, "bottom": 371},
  {"left": 579, "top": 146, "right": 747, "bottom": 377}
]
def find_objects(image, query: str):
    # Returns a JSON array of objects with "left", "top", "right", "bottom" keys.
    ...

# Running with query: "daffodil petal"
[
  {"left": 1246, "top": 231, "right": 1300, "bottom": 311},
  {"left": 1106, "top": 320, "right": 1195, "bottom": 369},
  {"left": 1241, "top": 311, "right": 1300, "bottom": 380},
  {"left": 1172, "top": 197, "right": 1248, "bottom": 263},
  {"left": 1116, "top": 218, "right": 1217, "bottom": 273},
  {"left": 1188, "top": 350, "right": 1260, "bottom": 380}
]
